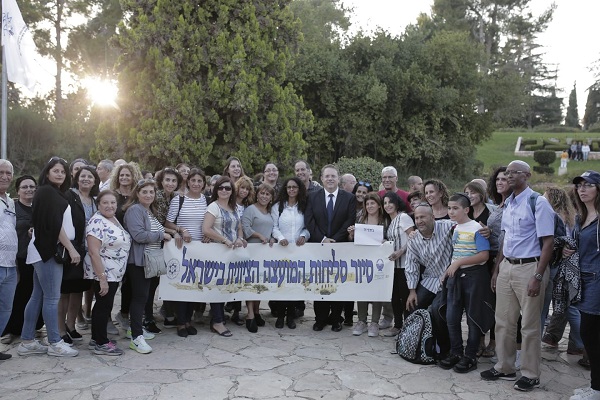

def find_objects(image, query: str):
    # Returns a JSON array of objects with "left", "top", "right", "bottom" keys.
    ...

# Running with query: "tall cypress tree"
[
  {"left": 565, "top": 83, "right": 580, "bottom": 128},
  {"left": 94, "top": 0, "right": 312, "bottom": 172}
]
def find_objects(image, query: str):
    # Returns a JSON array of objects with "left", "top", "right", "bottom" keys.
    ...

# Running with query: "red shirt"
[{"left": 378, "top": 188, "right": 412, "bottom": 213}]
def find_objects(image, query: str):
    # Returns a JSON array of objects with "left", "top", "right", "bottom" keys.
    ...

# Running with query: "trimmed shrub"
[
  {"left": 533, "top": 150, "right": 556, "bottom": 166},
  {"left": 544, "top": 144, "right": 567, "bottom": 151},
  {"left": 533, "top": 165, "right": 554, "bottom": 174},
  {"left": 335, "top": 156, "right": 384, "bottom": 188},
  {"left": 521, "top": 139, "right": 538, "bottom": 146},
  {"left": 524, "top": 144, "right": 544, "bottom": 151},
  {"left": 533, "top": 125, "right": 581, "bottom": 133}
]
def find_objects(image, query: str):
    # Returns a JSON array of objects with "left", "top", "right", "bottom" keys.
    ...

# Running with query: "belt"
[{"left": 505, "top": 257, "right": 539, "bottom": 264}]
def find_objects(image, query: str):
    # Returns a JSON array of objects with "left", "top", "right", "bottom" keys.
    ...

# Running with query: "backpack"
[
  {"left": 528, "top": 192, "right": 566, "bottom": 267},
  {"left": 395, "top": 309, "right": 436, "bottom": 365}
]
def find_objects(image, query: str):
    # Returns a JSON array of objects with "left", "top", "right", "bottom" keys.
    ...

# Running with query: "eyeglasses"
[
  {"left": 48, "top": 156, "right": 67, "bottom": 164},
  {"left": 19, "top": 185, "right": 36, "bottom": 190},
  {"left": 137, "top": 179, "right": 156, "bottom": 186},
  {"left": 576, "top": 182, "right": 595, "bottom": 190},
  {"left": 358, "top": 181, "right": 372, "bottom": 188},
  {"left": 218, "top": 186, "right": 232, "bottom": 192},
  {"left": 264, "top": 168, "right": 278, "bottom": 173},
  {"left": 504, "top": 170, "right": 526, "bottom": 176},
  {"left": 286, "top": 185, "right": 299, "bottom": 190}
]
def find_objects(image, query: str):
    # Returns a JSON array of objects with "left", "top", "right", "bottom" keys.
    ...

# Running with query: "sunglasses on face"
[{"left": 218, "top": 186, "right": 232, "bottom": 192}]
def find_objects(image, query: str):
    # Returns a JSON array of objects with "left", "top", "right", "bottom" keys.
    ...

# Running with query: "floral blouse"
[{"left": 84, "top": 211, "right": 131, "bottom": 282}]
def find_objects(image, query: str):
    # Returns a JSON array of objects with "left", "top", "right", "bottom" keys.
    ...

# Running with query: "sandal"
[
  {"left": 482, "top": 343, "right": 496, "bottom": 358},
  {"left": 578, "top": 357, "right": 591, "bottom": 369},
  {"left": 230, "top": 312, "right": 245, "bottom": 326},
  {"left": 211, "top": 326, "right": 232, "bottom": 337}
]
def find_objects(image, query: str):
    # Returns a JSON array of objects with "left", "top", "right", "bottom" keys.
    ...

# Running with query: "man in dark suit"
[{"left": 305, "top": 164, "right": 356, "bottom": 332}]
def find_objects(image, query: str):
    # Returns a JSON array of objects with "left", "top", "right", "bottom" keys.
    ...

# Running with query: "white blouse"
[{"left": 271, "top": 201, "right": 310, "bottom": 243}]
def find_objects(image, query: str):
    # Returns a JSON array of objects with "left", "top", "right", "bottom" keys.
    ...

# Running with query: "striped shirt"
[
  {"left": 146, "top": 211, "right": 165, "bottom": 251},
  {"left": 166, "top": 195, "right": 207, "bottom": 241},
  {"left": 405, "top": 219, "right": 455, "bottom": 293}
]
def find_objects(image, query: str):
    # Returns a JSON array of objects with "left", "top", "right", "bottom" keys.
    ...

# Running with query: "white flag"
[{"left": 2, "top": 0, "right": 41, "bottom": 91}]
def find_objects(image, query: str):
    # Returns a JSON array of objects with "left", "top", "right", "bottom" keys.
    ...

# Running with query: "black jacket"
[{"left": 32, "top": 185, "right": 68, "bottom": 262}]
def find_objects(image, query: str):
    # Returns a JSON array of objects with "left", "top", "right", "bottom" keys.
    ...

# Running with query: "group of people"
[{"left": 0, "top": 156, "right": 597, "bottom": 399}]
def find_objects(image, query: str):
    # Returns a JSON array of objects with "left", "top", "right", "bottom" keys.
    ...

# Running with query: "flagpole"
[{"left": 1, "top": 47, "right": 7, "bottom": 160}]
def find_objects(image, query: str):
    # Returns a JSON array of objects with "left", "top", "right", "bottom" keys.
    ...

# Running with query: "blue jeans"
[
  {"left": 22, "top": 259, "right": 63, "bottom": 343},
  {"left": 0, "top": 266, "right": 17, "bottom": 335}
]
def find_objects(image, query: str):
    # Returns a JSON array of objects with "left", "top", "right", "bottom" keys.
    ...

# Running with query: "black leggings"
[
  {"left": 581, "top": 312, "right": 600, "bottom": 390},
  {"left": 125, "top": 264, "right": 151, "bottom": 338},
  {"left": 144, "top": 277, "right": 160, "bottom": 321},
  {"left": 91, "top": 281, "right": 119, "bottom": 345},
  {"left": 391, "top": 268, "right": 409, "bottom": 329}
]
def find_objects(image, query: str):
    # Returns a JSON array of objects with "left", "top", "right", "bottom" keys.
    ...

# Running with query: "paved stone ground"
[{"left": 0, "top": 299, "right": 590, "bottom": 400}]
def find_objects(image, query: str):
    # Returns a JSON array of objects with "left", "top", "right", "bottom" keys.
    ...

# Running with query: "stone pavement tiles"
[{"left": 0, "top": 303, "right": 589, "bottom": 400}]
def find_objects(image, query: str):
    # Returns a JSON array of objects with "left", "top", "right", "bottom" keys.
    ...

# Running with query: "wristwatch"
[{"left": 534, "top": 273, "right": 543, "bottom": 281}]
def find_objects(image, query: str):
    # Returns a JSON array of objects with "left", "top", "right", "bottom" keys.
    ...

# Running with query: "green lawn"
[{"left": 475, "top": 131, "right": 600, "bottom": 186}]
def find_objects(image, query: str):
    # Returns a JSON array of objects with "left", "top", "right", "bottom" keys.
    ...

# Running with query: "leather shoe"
[
  {"left": 312, "top": 322, "right": 324, "bottom": 331},
  {"left": 286, "top": 318, "right": 296, "bottom": 329},
  {"left": 255, "top": 314, "right": 265, "bottom": 327},
  {"left": 331, "top": 322, "right": 343, "bottom": 332},
  {"left": 275, "top": 317, "right": 284, "bottom": 329},
  {"left": 246, "top": 318, "right": 258, "bottom": 333}
]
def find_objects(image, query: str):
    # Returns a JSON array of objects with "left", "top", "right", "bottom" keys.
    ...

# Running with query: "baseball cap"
[{"left": 573, "top": 170, "right": 600, "bottom": 185}]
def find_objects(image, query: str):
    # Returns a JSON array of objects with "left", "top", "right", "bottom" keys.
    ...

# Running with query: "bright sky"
[{"left": 345, "top": 0, "right": 599, "bottom": 119}]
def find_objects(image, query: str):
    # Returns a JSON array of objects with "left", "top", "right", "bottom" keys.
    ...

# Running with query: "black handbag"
[{"left": 55, "top": 241, "right": 86, "bottom": 280}]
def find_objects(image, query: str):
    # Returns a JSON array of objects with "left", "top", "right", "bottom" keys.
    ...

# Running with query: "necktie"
[{"left": 327, "top": 193, "right": 334, "bottom": 237}]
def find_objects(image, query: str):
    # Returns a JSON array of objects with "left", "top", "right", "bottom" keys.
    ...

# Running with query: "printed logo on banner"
[{"left": 166, "top": 258, "right": 180, "bottom": 279}]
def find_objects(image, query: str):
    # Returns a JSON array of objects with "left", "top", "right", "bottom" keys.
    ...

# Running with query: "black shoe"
[
  {"left": 246, "top": 319, "right": 258, "bottom": 333},
  {"left": 312, "top": 322, "right": 324, "bottom": 331},
  {"left": 0, "top": 352, "right": 11, "bottom": 360},
  {"left": 295, "top": 308, "right": 304, "bottom": 318},
  {"left": 439, "top": 353, "right": 461, "bottom": 370},
  {"left": 343, "top": 316, "right": 353, "bottom": 326},
  {"left": 177, "top": 328, "right": 188, "bottom": 338},
  {"left": 275, "top": 317, "right": 284, "bottom": 329},
  {"left": 224, "top": 303, "right": 234, "bottom": 313},
  {"left": 230, "top": 312, "right": 245, "bottom": 326},
  {"left": 286, "top": 318, "right": 296, "bottom": 329},
  {"left": 513, "top": 376, "right": 540, "bottom": 392},
  {"left": 331, "top": 322, "right": 343, "bottom": 332},
  {"left": 144, "top": 320, "right": 162, "bottom": 334},
  {"left": 163, "top": 318, "right": 178, "bottom": 328},
  {"left": 453, "top": 356, "right": 477, "bottom": 373},
  {"left": 480, "top": 367, "right": 517, "bottom": 381},
  {"left": 61, "top": 333, "right": 73, "bottom": 345},
  {"left": 255, "top": 314, "right": 265, "bottom": 327},
  {"left": 186, "top": 325, "right": 198, "bottom": 335},
  {"left": 67, "top": 328, "right": 83, "bottom": 342}
]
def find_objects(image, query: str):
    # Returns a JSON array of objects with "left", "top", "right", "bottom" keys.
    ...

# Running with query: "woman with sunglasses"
[
  {"left": 567, "top": 172, "right": 600, "bottom": 400},
  {"left": 226, "top": 176, "right": 256, "bottom": 326},
  {"left": 58, "top": 166, "right": 100, "bottom": 345},
  {"left": 203, "top": 176, "right": 247, "bottom": 337},
  {"left": 2, "top": 176, "right": 43, "bottom": 344},
  {"left": 271, "top": 177, "right": 309, "bottom": 329},
  {"left": 382, "top": 191, "right": 414, "bottom": 337},
  {"left": 242, "top": 183, "right": 276, "bottom": 333},
  {"left": 165, "top": 168, "right": 208, "bottom": 337},
  {"left": 17, "top": 157, "right": 79, "bottom": 357},
  {"left": 123, "top": 179, "right": 173, "bottom": 353},
  {"left": 352, "top": 181, "right": 374, "bottom": 220},
  {"left": 348, "top": 192, "right": 387, "bottom": 338},
  {"left": 85, "top": 190, "right": 131, "bottom": 356},
  {"left": 423, "top": 179, "right": 450, "bottom": 220},
  {"left": 145, "top": 167, "right": 183, "bottom": 333}
]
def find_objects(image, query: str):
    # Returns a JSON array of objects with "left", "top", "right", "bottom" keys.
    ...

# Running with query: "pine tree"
[
  {"left": 583, "top": 86, "right": 600, "bottom": 130},
  {"left": 565, "top": 83, "right": 580, "bottom": 128}
]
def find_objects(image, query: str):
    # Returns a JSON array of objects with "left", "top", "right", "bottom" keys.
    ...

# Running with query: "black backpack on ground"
[{"left": 395, "top": 309, "right": 436, "bottom": 365}]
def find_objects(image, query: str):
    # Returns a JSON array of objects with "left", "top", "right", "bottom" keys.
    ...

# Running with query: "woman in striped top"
[{"left": 164, "top": 169, "right": 208, "bottom": 337}]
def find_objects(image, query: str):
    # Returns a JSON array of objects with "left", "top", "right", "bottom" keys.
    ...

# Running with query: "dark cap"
[{"left": 573, "top": 170, "right": 600, "bottom": 185}]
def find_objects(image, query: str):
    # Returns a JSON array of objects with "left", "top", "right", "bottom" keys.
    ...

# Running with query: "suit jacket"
[{"left": 305, "top": 188, "right": 356, "bottom": 243}]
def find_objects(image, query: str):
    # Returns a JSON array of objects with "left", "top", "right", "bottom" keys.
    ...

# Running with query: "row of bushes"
[{"left": 525, "top": 143, "right": 600, "bottom": 151}]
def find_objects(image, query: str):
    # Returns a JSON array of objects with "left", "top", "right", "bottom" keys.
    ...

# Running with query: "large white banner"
[{"left": 158, "top": 241, "right": 395, "bottom": 302}]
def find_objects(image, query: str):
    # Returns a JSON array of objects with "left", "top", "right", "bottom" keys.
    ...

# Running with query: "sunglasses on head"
[
  {"left": 48, "top": 156, "right": 67, "bottom": 164},
  {"left": 137, "top": 179, "right": 156, "bottom": 187},
  {"left": 358, "top": 181, "right": 372, "bottom": 188}
]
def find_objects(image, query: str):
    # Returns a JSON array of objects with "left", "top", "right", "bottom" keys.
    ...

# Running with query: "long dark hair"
[
  {"left": 572, "top": 183, "right": 600, "bottom": 225},
  {"left": 72, "top": 166, "right": 101, "bottom": 197},
  {"left": 276, "top": 177, "right": 307, "bottom": 214},
  {"left": 123, "top": 179, "right": 159, "bottom": 216},
  {"left": 39, "top": 157, "right": 70, "bottom": 192},
  {"left": 488, "top": 166, "right": 510, "bottom": 205},
  {"left": 210, "top": 176, "right": 237, "bottom": 210}
]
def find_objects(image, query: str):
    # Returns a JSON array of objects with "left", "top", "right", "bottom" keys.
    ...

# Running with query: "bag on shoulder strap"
[{"left": 395, "top": 309, "right": 436, "bottom": 365}]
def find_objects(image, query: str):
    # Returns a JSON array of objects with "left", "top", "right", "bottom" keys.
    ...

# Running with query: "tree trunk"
[{"left": 54, "top": 0, "right": 64, "bottom": 119}]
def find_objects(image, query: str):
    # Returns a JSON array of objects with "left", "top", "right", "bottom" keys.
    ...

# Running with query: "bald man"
[{"left": 340, "top": 173, "right": 357, "bottom": 192}]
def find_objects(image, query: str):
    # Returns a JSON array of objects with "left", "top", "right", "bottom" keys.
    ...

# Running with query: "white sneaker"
[
  {"left": 107, "top": 321, "right": 119, "bottom": 335},
  {"left": 48, "top": 339, "right": 79, "bottom": 357},
  {"left": 17, "top": 340, "right": 48, "bottom": 356},
  {"left": 367, "top": 322, "right": 380, "bottom": 337},
  {"left": 0, "top": 334, "right": 15, "bottom": 344},
  {"left": 115, "top": 313, "right": 130, "bottom": 330},
  {"left": 352, "top": 321, "right": 368, "bottom": 336},
  {"left": 570, "top": 389, "right": 600, "bottom": 400},
  {"left": 378, "top": 318, "right": 393, "bottom": 329},
  {"left": 129, "top": 335, "right": 152, "bottom": 354},
  {"left": 126, "top": 328, "right": 155, "bottom": 340},
  {"left": 515, "top": 349, "right": 521, "bottom": 371}
]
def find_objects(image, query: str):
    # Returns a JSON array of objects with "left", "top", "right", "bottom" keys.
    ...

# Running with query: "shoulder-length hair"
[
  {"left": 109, "top": 162, "right": 143, "bottom": 192},
  {"left": 464, "top": 181, "right": 486, "bottom": 205},
  {"left": 546, "top": 186, "right": 576, "bottom": 228},
  {"left": 235, "top": 176, "right": 255, "bottom": 208},
  {"left": 156, "top": 167, "right": 183, "bottom": 191},
  {"left": 423, "top": 178, "right": 449, "bottom": 207},
  {"left": 383, "top": 191, "right": 407, "bottom": 214},
  {"left": 123, "top": 179, "right": 159, "bottom": 216},
  {"left": 572, "top": 183, "right": 600, "bottom": 226},
  {"left": 358, "top": 192, "right": 385, "bottom": 225},
  {"left": 210, "top": 176, "right": 237, "bottom": 210},
  {"left": 222, "top": 156, "right": 246, "bottom": 179},
  {"left": 187, "top": 168, "right": 207, "bottom": 191},
  {"left": 39, "top": 157, "right": 70, "bottom": 192},
  {"left": 255, "top": 183, "right": 275, "bottom": 213},
  {"left": 276, "top": 177, "right": 307, "bottom": 214},
  {"left": 73, "top": 166, "right": 101, "bottom": 197},
  {"left": 488, "top": 166, "right": 510, "bottom": 205}
]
